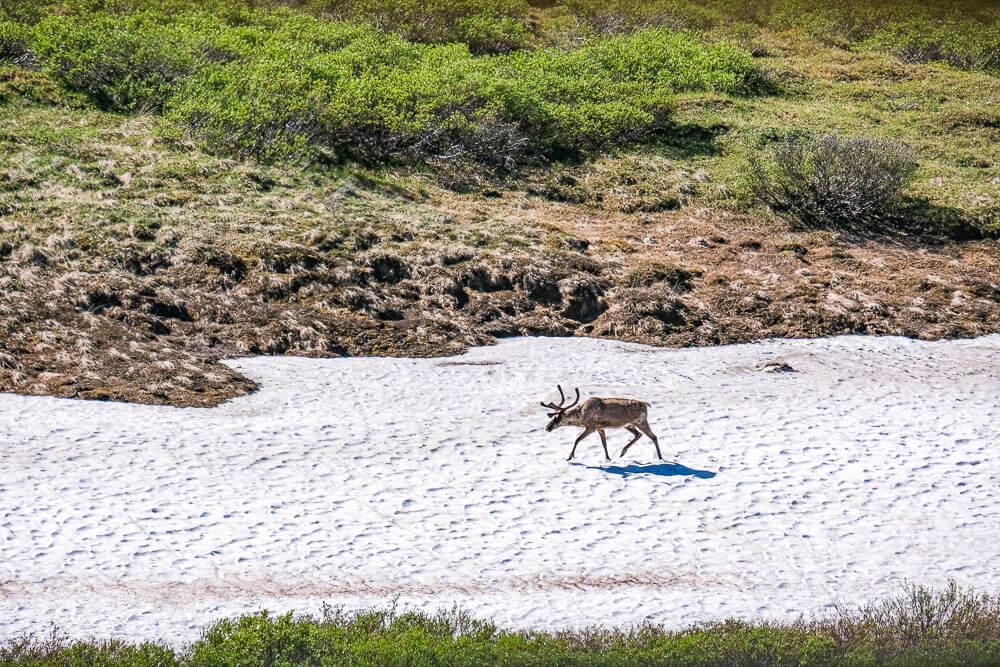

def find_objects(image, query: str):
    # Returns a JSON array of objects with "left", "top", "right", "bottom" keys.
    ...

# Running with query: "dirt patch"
[
  {"left": 2, "top": 182, "right": 999, "bottom": 407},
  {"left": 437, "top": 360, "right": 504, "bottom": 366},
  {"left": 2, "top": 571, "right": 710, "bottom": 603}
]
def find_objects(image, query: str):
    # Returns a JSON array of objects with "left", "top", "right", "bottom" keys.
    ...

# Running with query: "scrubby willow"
[{"left": 541, "top": 385, "right": 663, "bottom": 461}]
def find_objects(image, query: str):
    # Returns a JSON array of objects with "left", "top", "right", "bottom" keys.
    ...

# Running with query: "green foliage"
[
  {"left": 1, "top": 0, "right": 532, "bottom": 53},
  {"left": 764, "top": 0, "right": 1000, "bottom": 74},
  {"left": 562, "top": 0, "right": 727, "bottom": 34},
  {"left": 0, "top": 4, "right": 765, "bottom": 170},
  {"left": 555, "top": 0, "right": 1000, "bottom": 76},
  {"left": 2, "top": 0, "right": 1000, "bottom": 76},
  {"left": 0, "top": 66, "right": 77, "bottom": 105},
  {"left": 186, "top": 606, "right": 568, "bottom": 666},
  {"left": 30, "top": 13, "right": 209, "bottom": 112},
  {"left": 7, "top": 586, "right": 1000, "bottom": 666},
  {"left": 0, "top": 633, "right": 177, "bottom": 666},
  {"left": 561, "top": 0, "right": 1000, "bottom": 77},
  {"left": 309, "top": 0, "right": 532, "bottom": 54},
  {"left": 748, "top": 133, "right": 917, "bottom": 229},
  {"left": 164, "top": 21, "right": 761, "bottom": 169},
  {"left": 828, "top": 581, "right": 1000, "bottom": 652},
  {"left": 0, "top": 0, "right": 995, "bottom": 196},
  {"left": 0, "top": 20, "right": 31, "bottom": 62},
  {"left": 189, "top": 611, "right": 337, "bottom": 665},
  {"left": 862, "top": 18, "right": 1000, "bottom": 73}
]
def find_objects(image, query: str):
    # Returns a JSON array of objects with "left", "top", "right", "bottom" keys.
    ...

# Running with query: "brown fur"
[{"left": 545, "top": 392, "right": 663, "bottom": 461}]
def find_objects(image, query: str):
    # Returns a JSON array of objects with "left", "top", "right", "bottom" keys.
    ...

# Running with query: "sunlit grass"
[{"left": 5, "top": 583, "right": 1000, "bottom": 666}]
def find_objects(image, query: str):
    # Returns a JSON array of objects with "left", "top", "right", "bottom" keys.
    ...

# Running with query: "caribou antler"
[{"left": 540, "top": 385, "right": 580, "bottom": 416}]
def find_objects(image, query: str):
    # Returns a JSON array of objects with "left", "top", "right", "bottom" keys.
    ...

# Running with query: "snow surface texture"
[{"left": 2, "top": 335, "right": 999, "bottom": 645}]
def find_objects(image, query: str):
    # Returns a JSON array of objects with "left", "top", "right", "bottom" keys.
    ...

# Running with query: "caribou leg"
[
  {"left": 636, "top": 420, "right": 663, "bottom": 460},
  {"left": 568, "top": 426, "right": 595, "bottom": 461},
  {"left": 598, "top": 429, "right": 611, "bottom": 461},
  {"left": 619, "top": 425, "right": 642, "bottom": 457}
]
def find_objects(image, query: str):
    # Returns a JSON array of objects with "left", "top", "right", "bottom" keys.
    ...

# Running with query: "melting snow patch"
[{"left": 1, "top": 334, "right": 999, "bottom": 645}]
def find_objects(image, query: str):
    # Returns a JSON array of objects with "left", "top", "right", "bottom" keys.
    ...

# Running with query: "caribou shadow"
[{"left": 580, "top": 462, "right": 717, "bottom": 479}]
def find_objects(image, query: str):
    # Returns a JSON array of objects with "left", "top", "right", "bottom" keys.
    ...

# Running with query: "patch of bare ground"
[
  {"left": 2, "top": 184, "right": 999, "bottom": 407},
  {"left": 1, "top": 131, "right": 998, "bottom": 409},
  {"left": 0, "top": 191, "right": 610, "bottom": 405},
  {"left": 438, "top": 190, "right": 1000, "bottom": 347},
  {"left": 0, "top": 572, "right": 704, "bottom": 602}
]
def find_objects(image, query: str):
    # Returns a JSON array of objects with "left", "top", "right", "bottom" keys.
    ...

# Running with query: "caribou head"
[{"left": 540, "top": 384, "right": 581, "bottom": 432}]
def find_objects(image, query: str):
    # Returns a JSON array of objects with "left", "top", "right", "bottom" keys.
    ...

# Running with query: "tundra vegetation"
[
  {"left": 0, "top": 0, "right": 998, "bottom": 405},
  {"left": 5, "top": 583, "right": 1000, "bottom": 665}
]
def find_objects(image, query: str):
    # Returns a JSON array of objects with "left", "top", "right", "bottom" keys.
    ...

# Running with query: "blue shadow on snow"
[{"left": 579, "top": 462, "right": 717, "bottom": 479}]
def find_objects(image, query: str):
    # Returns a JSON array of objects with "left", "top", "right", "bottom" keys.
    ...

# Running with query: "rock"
[{"left": 762, "top": 361, "right": 798, "bottom": 373}]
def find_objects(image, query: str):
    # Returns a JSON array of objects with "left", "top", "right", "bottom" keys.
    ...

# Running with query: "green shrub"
[
  {"left": 576, "top": 28, "right": 765, "bottom": 94},
  {"left": 3, "top": 0, "right": 533, "bottom": 53},
  {"left": 0, "top": 634, "right": 178, "bottom": 666},
  {"left": 166, "top": 23, "right": 761, "bottom": 170},
  {"left": 8, "top": 585, "right": 1000, "bottom": 666},
  {"left": 764, "top": 0, "right": 1000, "bottom": 73},
  {"left": 862, "top": 18, "right": 1000, "bottom": 73},
  {"left": 189, "top": 610, "right": 338, "bottom": 665},
  {"left": 748, "top": 133, "right": 917, "bottom": 228},
  {"left": 4, "top": 0, "right": 999, "bottom": 75},
  {"left": 188, "top": 608, "right": 844, "bottom": 666},
  {"left": 3, "top": 1, "right": 767, "bottom": 172},
  {"left": 30, "top": 13, "right": 209, "bottom": 111},
  {"left": 309, "top": 0, "right": 532, "bottom": 53},
  {"left": 0, "top": 20, "right": 32, "bottom": 62},
  {"left": 0, "top": 2, "right": 769, "bottom": 171},
  {"left": 562, "top": 0, "right": 728, "bottom": 35}
]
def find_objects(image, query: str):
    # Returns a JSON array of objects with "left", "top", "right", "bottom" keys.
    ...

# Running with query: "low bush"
[
  {"left": 4, "top": 0, "right": 1000, "bottom": 74},
  {"left": 747, "top": 133, "right": 917, "bottom": 229},
  {"left": 765, "top": 0, "right": 1000, "bottom": 73},
  {"left": 0, "top": 20, "right": 31, "bottom": 62},
  {"left": 7, "top": 584, "right": 1000, "bottom": 666},
  {"left": 563, "top": 0, "right": 726, "bottom": 34},
  {"left": 1, "top": 0, "right": 532, "bottom": 53},
  {"left": 0, "top": 5, "right": 766, "bottom": 170},
  {"left": 165, "top": 22, "right": 762, "bottom": 169},
  {"left": 826, "top": 581, "right": 1000, "bottom": 652},
  {"left": 309, "top": 0, "right": 532, "bottom": 54},
  {"left": 30, "top": 13, "right": 209, "bottom": 112},
  {"left": 862, "top": 18, "right": 1000, "bottom": 73},
  {"left": 560, "top": 0, "right": 1000, "bottom": 76},
  {"left": 0, "top": 634, "right": 177, "bottom": 666}
]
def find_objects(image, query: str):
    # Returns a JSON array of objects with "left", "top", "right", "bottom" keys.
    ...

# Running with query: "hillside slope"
[{"left": 0, "top": 1, "right": 998, "bottom": 406}]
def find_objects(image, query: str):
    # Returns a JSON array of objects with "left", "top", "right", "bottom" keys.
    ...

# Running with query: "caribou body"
[{"left": 541, "top": 385, "right": 663, "bottom": 461}]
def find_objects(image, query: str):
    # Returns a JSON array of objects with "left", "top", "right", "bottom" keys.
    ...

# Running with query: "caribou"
[{"left": 540, "top": 385, "right": 663, "bottom": 461}]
